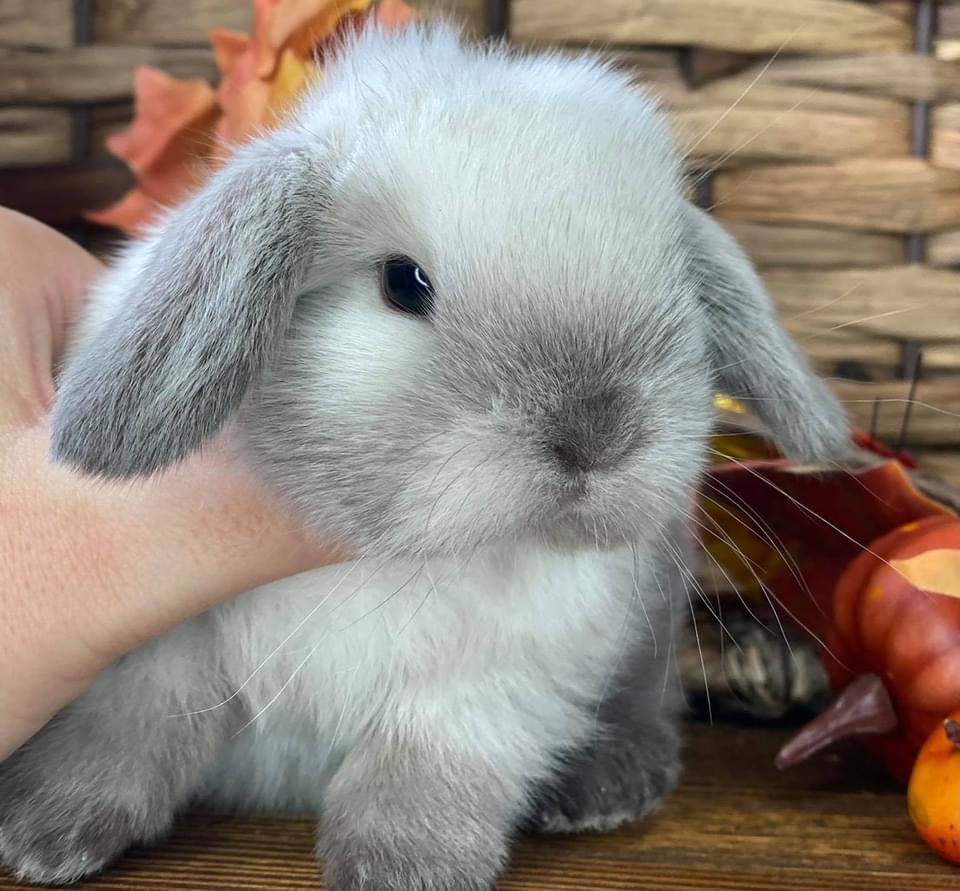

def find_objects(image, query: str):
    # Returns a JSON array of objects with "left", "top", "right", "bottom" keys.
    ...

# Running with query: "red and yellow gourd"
[{"left": 776, "top": 515, "right": 960, "bottom": 784}]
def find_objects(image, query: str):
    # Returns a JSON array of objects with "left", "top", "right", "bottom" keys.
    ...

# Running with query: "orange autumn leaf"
[
  {"left": 375, "top": 0, "right": 417, "bottom": 29},
  {"left": 210, "top": 30, "right": 251, "bottom": 74},
  {"left": 88, "top": 0, "right": 415, "bottom": 235},
  {"left": 85, "top": 188, "right": 163, "bottom": 237},
  {"left": 212, "top": 29, "right": 270, "bottom": 146},
  {"left": 86, "top": 68, "right": 218, "bottom": 234},
  {"left": 215, "top": 45, "right": 315, "bottom": 146},
  {"left": 268, "top": 49, "right": 316, "bottom": 123},
  {"left": 105, "top": 68, "right": 218, "bottom": 183},
  {"left": 253, "top": 0, "right": 375, "bottom": 78}
]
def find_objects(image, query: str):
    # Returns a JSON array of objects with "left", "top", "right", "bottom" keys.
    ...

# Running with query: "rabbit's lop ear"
[
  {"left": 51, "top": 139, "right": 322, "bottom": 478},
  {"left": 684, "top": 205, "right": 850, "bottom": 462}
]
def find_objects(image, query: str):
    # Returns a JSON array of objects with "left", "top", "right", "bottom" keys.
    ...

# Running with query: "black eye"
[{"left": 380, "top": 256, "right": 434, "bottom": 317}]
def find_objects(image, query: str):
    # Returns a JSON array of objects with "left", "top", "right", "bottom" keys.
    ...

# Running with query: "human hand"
[{"left": 0, "top": 208, "right": 345, "bottom": 761}]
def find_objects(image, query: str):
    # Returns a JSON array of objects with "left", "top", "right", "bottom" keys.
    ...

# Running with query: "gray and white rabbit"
[{"left": 0, "top": 22, "right": 848, "bottom": 890}]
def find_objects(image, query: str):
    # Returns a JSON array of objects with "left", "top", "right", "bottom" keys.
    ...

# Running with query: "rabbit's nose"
[{"left": 544, "top": 388, "right": 641, "bottom": 474}]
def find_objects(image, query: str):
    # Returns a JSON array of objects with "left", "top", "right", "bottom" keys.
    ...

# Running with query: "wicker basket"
[{"left": 1, "top": 0, "right": 958, "bottom": 483}]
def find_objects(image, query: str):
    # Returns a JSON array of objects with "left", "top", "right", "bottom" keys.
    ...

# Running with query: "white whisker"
[
  {"left": 169, "top": 555, "right": 377, "bottom": 719},
  {"left": 683, "top": 26, "right": 806, "bottom": 158},
  {"left": 658, "top": 529, "right": 742, "bottom": 652},
  {"left": 785, "top": 283, "right": 863, "bottom": 323},
  {"left": 691, "top": 87, "right": 820, "bottom": 183},
  {"left": 231, "top": 562, "right": 426, "bottom": 736},
  {"left": 827, "top": 306, "right": 921, "bottom": 331},
  {"left": 702, "top": 476, "right": 820, "bottom": 619}
]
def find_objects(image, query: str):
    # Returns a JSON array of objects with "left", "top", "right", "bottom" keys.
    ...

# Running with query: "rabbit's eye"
[{"left": 380, "top": 256, "right": 434, "bottom": 317}]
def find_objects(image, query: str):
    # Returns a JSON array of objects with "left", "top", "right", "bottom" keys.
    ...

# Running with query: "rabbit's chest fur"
[{"left": 191, "top": 545, "right": 647, "bottom": 812}]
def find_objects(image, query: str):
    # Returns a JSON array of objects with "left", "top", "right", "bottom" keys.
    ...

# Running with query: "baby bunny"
[{"left": 0, "top": 22, "right": 849, "bottom": 890}]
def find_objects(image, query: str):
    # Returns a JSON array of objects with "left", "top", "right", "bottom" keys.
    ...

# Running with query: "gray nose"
[{"left": 545, "top": 388, "right": 640, "bottom": 474}]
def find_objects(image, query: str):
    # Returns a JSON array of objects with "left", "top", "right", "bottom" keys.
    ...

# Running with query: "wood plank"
[
  {"left": 91, "top": 0, "right": 486, "bottom": 45},
  {"left": 517, "top": 43, "right": 691, "bottom": 104},
  {"left": 0, "top": 0, "right": 73, "bottom": 49},
  {"left": 928, "top": 227, "right": 960, "bottom": 267},
  {"left": 93, "top": 0, "right": 253, "bottom": 46},
  {"left": 684, "top": 47, "right": 754, "bottom": 85},
  {"left": 933, "top": 127, "right": 960, "bottom": 171},
  {"left": 672, "top": 106, "right": 909, "bottom": 166},
  {"left": 932, "top": 103, "right": 960, "bottom": 170},
  {"left": 0, "top": 160, "right": 133, "bottom": 225},
  {"left": 761, "top": 265, "right": 960, "bottom": 341},
  {"left": 510, "top": 0, "right": 912, "bottom": 55},
  {"left": 936, "top": 39, "right": 960, "bottom": 62},
  {"left": 0, "top": 107, "right": 71, "bottom": 166},
  {"left": 0, "top": 724, "right": 952, "bottom": 890},
  {"left": 915, "top": 451, "right": 960, "bottom": 490},
  {"left": 798, "top": 334, "right": 899, "bottom": 377},
  {"left": 603, "top": 47, "right": 688, "bottom": 93},
  {"left": 831, "top": 377, "right": 960, "bottom": 446},
  {"left": 0, "top": 46, "right": 217, "bottom": 104},
  {"left": 737, "top": 52, "right": 960, "bottom": 103},
  {"left": 88, "top": 102, "right": 133, "bottom": 159},
  {"left": 793, "top": 330, "right": 960, "bottom": 378},
  {"left": 524, "top": 45, "right": 686, "bottom": 89},
  {"left": 415, "top": 0, "right": 488, "bottom": 32},
  {"left": 670, "top": 79, "right": 907, "bottom": 118},
  {"left": 713, "top": 159, "right": 960, "bottom": 233},
  {"left": 874, "top": 1, "right": 913, "bottom": 24},
  {"left": 935, "top": 103, "right": 960, "bottom": 131},
  {"left": 938, "top": 1, "right": 960, "bottom": 41},
  {"left": 725, "top": 221, "right": 903, "bottom": 268}
]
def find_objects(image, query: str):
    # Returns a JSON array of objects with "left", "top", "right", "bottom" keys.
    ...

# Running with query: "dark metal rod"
[
  {"left": 895, "top": 341, "right": 924, "bottom": 452},
  {"left": 910, "top": 0, "right": 935, "bottom": 158},
  {"left": 915, "top": 0, "right": 937, "bottom": 54},
  {"left": 73, "top": 0, "right": 93, "bottom": 43},
  {"left": 904, "top": 0, "right": 938, "bottom": 265},
  {"left": 71, "top": 0, "right": 94, "bottom": 165},
  {"left": 487, "top": 0, "right": 509, "bottom": 38}
]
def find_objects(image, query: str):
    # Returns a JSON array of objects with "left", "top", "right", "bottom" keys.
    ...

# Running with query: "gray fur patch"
[
  {"left": 525, "top": 544, "right": 686, "bottom": 836},
  {"left": 0, "top": 626, "right": 239, "bottom": 884},
  {"left": 50, "top": 140, "right": 324, "bottom": 478},
  {"left": 317, "top": 738, "right": 516, "bottom": 891},
  {"left": 684, "top": 205, "right": 850, "bottom": 463}
]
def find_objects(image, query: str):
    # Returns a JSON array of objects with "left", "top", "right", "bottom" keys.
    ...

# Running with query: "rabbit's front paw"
[
  {"left": 320, "top": 833, "right": 503, "bottom": 891},
  {"left": 0, "top": 793, "right": 142, "bottom": 886},
  {"left": 0, "top": 726, "right": 174, "bottom": 884},
  {"left": 530, "top": 726, "right": 681, "bottom": 835}
]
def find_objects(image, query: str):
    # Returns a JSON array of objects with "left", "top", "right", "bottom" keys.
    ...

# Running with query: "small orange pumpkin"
[
  {"left": 777, "top": 515, "right": 960, "bottom": 783},
  {"left": 909, "top": 714, "right": 960, "bottom": 863}
]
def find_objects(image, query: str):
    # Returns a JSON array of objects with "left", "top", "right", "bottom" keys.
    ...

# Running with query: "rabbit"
[{"left": 0, "top": 21, "right": 849, "bottom": 890}]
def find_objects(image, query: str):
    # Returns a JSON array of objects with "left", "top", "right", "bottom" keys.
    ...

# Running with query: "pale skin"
[{"left": 0, "top": 207, "right": 344, "bottom": 761}]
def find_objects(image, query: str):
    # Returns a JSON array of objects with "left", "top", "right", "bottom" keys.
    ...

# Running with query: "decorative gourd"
[
  {"left": 909, "top": 714, "right": 960, "bottom": 864},
  {"left": 776, "top": 515, "right": 960, "bottom": 783}
]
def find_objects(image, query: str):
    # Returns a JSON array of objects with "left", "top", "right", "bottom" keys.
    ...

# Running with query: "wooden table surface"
[{"left": 2, "top": 720, "right": 955, "bottom": 890}]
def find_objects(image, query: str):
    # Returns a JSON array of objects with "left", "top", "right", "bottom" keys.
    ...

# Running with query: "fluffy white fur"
[{"left": 193, "top": 547, "right": 650, "bottom": 812}]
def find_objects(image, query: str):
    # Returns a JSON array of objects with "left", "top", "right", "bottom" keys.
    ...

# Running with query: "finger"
[
  {"left": 0, "top": 208, "right": 104, "bottom": 413},
  {"left": 0, "top": 207, "right": 104, "bottom": 362}
]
